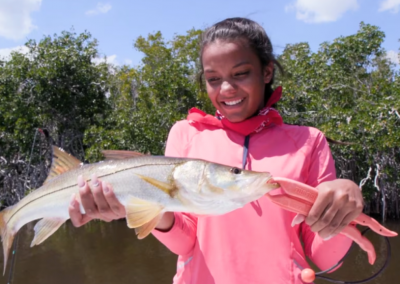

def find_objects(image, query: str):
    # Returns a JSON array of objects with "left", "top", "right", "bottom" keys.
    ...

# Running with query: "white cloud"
[
  {"left": 285, "top": 0, "right": 359, "bottom": 23},
  {"left": 0, "top": 0, "right": 41, "bottom": 40},
  {"left": 0, "top": 45, "right": 29, "bottom": 59},
  {"left": 86, "top": 3, "right": 112, "bottom": 16},
  {"left": 379, "top": 0, "right": 400, "bottom": 13},
  {"left": 124, "top": 59, "right": 133, "bottom": 65},
  {"left": 92, "top": 54, "right": 118, "bottom": 65},
  {"left": 386, "top": 50, "right": 399, "bottom": 64}
]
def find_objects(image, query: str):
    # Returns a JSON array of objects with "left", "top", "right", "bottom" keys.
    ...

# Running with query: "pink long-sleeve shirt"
[{"left": 152, "top": 119, "right": 352, "bottom": 284}]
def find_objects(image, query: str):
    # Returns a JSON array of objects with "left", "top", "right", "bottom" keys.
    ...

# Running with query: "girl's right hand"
[
  {"left": 69, "top": 174, "right": 175, "bottom": 231},
  {"left": 69, "top": 174, "right": 126, "bottom": 227}
]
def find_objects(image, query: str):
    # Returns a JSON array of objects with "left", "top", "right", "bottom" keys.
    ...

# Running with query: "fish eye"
[{"left": 230, "top": 167, "right": 242, "bottom": 175}]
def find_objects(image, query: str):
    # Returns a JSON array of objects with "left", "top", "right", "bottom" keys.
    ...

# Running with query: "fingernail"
[
  {"left": 77, "top": 175, "right": 85, "bottom": 187},
  {"left": 91, "top": 174, "right": 99, "bottom": 187},
  {"left": 323, "top": 235, "right": 333, "bottom": 241},
  {"left": 291, "top": 214, "right": 305, "bottom": 227},
  {"left": 103, "top": 182, "right": 110, "bottom": 193}
]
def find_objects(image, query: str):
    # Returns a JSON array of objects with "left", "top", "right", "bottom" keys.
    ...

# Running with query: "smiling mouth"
[{"left": 222, "top": 98, "right": 245, "bottom": 106}]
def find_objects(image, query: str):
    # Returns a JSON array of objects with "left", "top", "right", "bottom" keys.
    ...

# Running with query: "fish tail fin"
[{"left": 0, "top": 207, "right": 16, "bottom": 275}]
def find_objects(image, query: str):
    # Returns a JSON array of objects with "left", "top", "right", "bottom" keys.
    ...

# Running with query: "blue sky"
[{"left": 0, "top": 0, "right": 399, "bottom": 66}]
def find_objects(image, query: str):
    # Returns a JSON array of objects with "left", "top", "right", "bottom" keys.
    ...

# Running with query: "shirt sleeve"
[
  {"left": 301, "top": 130, "right": 353, "bottom": 271},
  {"left": 151, "top": 121, "right": 198, "bottom": 256}
]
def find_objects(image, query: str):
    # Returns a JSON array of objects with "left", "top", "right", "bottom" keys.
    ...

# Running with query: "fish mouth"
[
  {"left": 266, "top": 178, "right": 280, "bottom": 189},
  {"left": 252, "top": 175, "right": 280, "bottom": 194}
]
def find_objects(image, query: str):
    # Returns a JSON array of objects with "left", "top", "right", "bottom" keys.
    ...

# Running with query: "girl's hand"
[
  {"left": 304, "top": 179, "right": 364, "bottom": 240},
  {"left": 69, "top": 174, "right": 126, "bottom": 227}
]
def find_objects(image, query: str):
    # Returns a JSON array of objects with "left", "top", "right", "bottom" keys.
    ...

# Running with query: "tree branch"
[{"left": 359, "top": 167, "right": 372, "bottom": 190}]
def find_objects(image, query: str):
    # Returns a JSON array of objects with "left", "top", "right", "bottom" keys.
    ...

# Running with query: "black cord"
[
  {"left": 242, "top": 135, "right": 250, "bottom": 169},
  {"left": 295, "top": 228, "right": 392, "bottom": 283},
  {"left": 6, "top": 234, "right": 19, "bottom": 284}
]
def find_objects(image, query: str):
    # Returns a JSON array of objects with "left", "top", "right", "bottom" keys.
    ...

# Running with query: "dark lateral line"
[{"left": 7, "top": 162, "right": 177, "bottom": 225}]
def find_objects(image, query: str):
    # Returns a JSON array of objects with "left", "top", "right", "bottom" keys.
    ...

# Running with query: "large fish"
[{"left": 0, "top": 146, "right": 279, "bottom": 273}]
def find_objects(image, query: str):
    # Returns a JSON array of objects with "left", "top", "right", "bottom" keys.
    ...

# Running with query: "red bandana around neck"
[{"left": 187, "top": 86, "right": 283, "bottom": 136}]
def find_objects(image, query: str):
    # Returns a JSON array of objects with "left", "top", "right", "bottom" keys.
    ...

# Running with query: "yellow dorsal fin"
[
  {"left": 43, "top": 146, "right": 82, "bottom": 184},
  {"left": 101, "top": 150, "right": 146, "bottom": 160}
]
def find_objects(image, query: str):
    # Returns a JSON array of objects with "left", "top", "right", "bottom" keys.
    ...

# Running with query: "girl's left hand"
[{"left": 304, "top": 179, "right": 364, "bottom": 240}]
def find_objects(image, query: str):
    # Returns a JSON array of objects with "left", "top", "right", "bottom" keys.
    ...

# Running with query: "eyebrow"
[{"left": 204, "top": 61, "right": 251, "bottom": 73}]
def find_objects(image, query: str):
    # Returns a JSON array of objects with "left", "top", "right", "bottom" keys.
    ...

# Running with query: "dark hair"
[{"left": 198, "top": 17, "right": 283, "bottom": 106}]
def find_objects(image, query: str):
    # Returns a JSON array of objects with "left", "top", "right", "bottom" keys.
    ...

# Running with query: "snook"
[{"left": 0, "top": 147, "right": 279, "bottom": 273}]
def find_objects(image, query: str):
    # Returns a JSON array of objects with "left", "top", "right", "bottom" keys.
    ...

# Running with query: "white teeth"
[{"left": 224, "top": 99, "right": 243, "bottom": 106}]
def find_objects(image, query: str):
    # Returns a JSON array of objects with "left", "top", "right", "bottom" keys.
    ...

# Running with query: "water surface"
[{"left": 0, "top": 219, "right": 398, "bottom": 284}]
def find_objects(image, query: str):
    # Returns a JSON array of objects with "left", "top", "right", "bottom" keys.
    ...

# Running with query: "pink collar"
[{"left": 187, "top": 86, "right": 283, "bottom": 136}]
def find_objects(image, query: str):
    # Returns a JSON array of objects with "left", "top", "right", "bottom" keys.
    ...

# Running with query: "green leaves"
[
  {"left": 84, "top": 29, "right": 211, "bottom": 160},
  {"left": 0, "top": 30, "right": 109, "bottom": 204},
  {"left": 276, "top": 23, "right": 400, "bottom": 217}
]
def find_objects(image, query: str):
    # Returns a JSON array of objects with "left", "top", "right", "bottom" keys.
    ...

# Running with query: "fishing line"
[
  {"left": 7, "top": 128, "right": 41, "bottom": 284},
  {"left": 6, "top": 234, "right": 19, "bottom": 284},
  {"left": 295, "top": 228, "right": 392, "bottom": 283},
  {"left": 24, "top": 128, "right": 40, "bottom": 190}
]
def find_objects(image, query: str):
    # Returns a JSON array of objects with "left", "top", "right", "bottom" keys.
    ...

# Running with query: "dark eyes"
[
  {"left": 235, "top": 71, "right": 249, "bottom": 76},
  {"left": 206, "top": 71, "right": 250, "bottom": 83},
  {"left": 207, "top": 77, "right": 219, "bottom": 83},
  {"left": 230, "top": 167, "right": 242, "bottom": 174}
]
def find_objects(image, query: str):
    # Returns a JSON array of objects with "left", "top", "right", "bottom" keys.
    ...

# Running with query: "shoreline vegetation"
[{"left": 0, "top": 22, "right": 399, "bottom": 219}]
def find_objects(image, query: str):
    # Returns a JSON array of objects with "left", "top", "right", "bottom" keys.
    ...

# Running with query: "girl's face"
[{"left": 202, "top": 40, "right": 273, "bottom": 122}]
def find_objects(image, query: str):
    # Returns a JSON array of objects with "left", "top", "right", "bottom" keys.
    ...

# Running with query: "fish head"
[
  {"left": 203, "top": 163, "right": 280, "bottom": 199},
  {"left": 173, "top": 160, "right": 280, "bottom": 213}
]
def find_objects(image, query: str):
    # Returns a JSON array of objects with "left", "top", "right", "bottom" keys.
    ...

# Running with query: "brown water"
[{"left": 0, "top": 219, "right": 398, "bottom": 284}]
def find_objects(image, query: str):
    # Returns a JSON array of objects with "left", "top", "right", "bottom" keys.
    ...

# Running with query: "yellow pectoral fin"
[
  {"left": 135, "top": 174, "right": 176, "bottom": 196},
  {"left": 31, "top": 217, "right": 67, "bottom": 247},
  {"left": 125, "top": 197, "right": 164, "bottom": 230},
  {"left": 134, "top": 214, "right": 163, "bottom": 239}
]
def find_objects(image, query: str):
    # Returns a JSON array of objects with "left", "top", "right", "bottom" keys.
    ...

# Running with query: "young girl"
[{"left": 69, "top": 18, "right": 364, "bottom": 284}]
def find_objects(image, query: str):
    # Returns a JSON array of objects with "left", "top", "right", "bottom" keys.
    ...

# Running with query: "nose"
[{"left": 220, "top": 80, "right": 236, "bottom": 95}]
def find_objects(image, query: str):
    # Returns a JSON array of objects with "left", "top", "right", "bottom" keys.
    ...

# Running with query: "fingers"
[
  {"left": 69, "top": 193, "right": 93, "bottom": 227},
  {"left": 69, "top": 174, "right": 124, "bottom": 226},
  {"left": 102, "top": 181, "right": 126, "bottom": 218},
  {"left": 91, "top": 176, "right": 114, "bottom": 221},
  {"left": 306, "top": 179, "right": 364, "bottom": 240},
  {"left": 314, "top": 205, "right": 348, "bottom": 239},
  {"left": 79, "top": 175, "right": 98, "bottom": 218},
  {"left": 328, "top": 212, "right": 355, "bottom": 237},
  {"left": 317, "top": 199, "right": 363, "bottom": 239},
  {"left": 306, "top": 190, "right": 346, "bottom": 239},
  {"left": 305, "top": 190, "right": 333, "bottom": 228}
]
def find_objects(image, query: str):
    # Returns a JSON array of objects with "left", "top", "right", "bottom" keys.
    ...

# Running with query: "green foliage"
[
  {"left": 276, "top": 22, "right": 400, "bottom": 217},
  {"left": 0, "top": 30, "right": 109, "bottom": 156},
  {"left": 84, "top": 29, "right": 213, "bottom": 160},
  {"left": 0, "top": 30, "right": 109, "bottom": 204}
]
